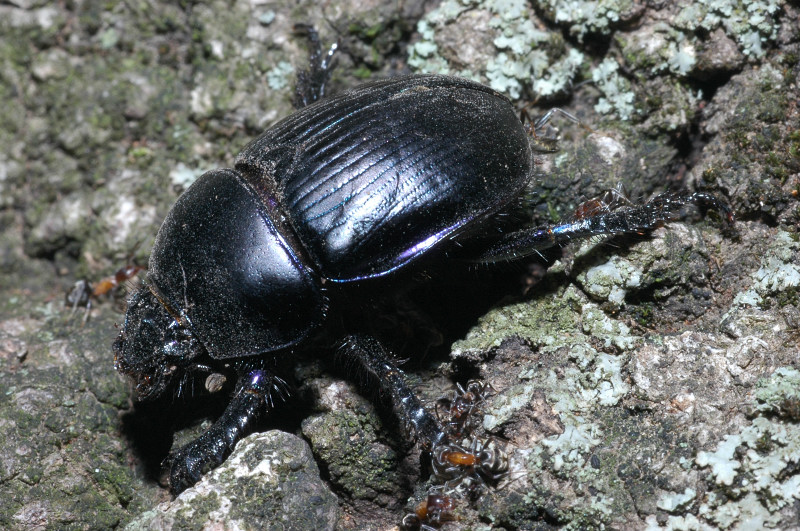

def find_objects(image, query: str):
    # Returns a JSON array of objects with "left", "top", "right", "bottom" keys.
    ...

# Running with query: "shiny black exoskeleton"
[{"left": 114, "top": 36, "right": 734, "bottom": 494}]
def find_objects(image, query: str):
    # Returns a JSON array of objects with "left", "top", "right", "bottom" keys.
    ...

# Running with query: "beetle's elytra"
[{"left": 114, "top": 68, "right": 732, "bottom": 493}]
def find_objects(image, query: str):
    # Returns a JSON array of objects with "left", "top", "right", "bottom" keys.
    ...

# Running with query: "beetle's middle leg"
[
  {"left": 166, "top": 370, "right": 287, "bottom": 493},
  {"left": 477, "top": 190, "right": 734, "bottom": 262},
  {"left": 339, "top": 334, "right": 448, "bottom": 449}
]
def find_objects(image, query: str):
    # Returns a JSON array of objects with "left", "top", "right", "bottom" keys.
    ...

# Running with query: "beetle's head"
[{"left": 113, "top": 285, "right": 203, "bottom": 400}]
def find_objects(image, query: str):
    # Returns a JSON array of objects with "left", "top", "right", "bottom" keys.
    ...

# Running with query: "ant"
[
  {"left": 402, "top": 490, "right": 459, "bottom": 530},
  {"left": 572, "top": 184, "right": 631, "bottom": 221},
  {"left": 66, "top": 264, "right": 145, "bottom": 324},
  {"left": 435, "top": 380, "right": 494, "bottom": 439},
  {"left": 431, "top": 436, "right": 509, "bottom": 499}
]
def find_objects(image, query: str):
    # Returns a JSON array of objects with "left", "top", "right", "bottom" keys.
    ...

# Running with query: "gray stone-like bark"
[{"left": 1, "top": 0, "right": 797, "bottom": 529}]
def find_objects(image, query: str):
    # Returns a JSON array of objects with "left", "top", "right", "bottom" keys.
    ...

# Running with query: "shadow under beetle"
[{"left": 114, "top": 37, "right": 733, "bottom": 493}]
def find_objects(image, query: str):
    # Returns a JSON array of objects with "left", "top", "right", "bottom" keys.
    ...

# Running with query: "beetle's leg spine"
[{"left": 339, "top": 335, "right": 448, "bottom": 449}]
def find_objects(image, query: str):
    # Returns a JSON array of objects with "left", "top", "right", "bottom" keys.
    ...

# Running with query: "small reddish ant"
[
  {"left": 435, "top": 380, "right": 494, "bottom": 439},
  {"left": 66, "top": 264, "right": 145, "bottom": 324},
  {"left": 431, "top": 436, "right": 509, "bottom": 499},
  {"left": 402, "top": 490, "right": 458, "bottom": 530},
  {"left": 572, "top": 184, "right": 631, "bottom": 221},
  {"left": 90, "top": 264, "right": 146, "bottom": 298}
]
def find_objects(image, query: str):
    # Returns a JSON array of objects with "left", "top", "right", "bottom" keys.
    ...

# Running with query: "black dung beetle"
[{"left": 114, "top": 42, "right": 733, "bottom": 493}]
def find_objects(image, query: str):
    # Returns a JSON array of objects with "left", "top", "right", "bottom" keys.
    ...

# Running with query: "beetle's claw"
[{"left": 166, "top": 441, "right": 217, "bottom": 494}]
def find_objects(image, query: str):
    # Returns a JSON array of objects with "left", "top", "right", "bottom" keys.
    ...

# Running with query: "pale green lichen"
[
  {"left": 684, "top": 368, "right": 800, "bottom": 528},
  {"left": 454, "top": 282, "right": 638, "bottom": 459},
  {"left": 673, "top": 0, "right": 782, "bottom": 58},
  {"left": 457, "top": 282, "right": 640, "bottom": 524},
  {"left": 578, "top": 348, "right": 630, "bottom": 405},
  {"left": 266, "top": 60, "right": 294, "bottom": 91},
  {"left": 409, "top": 0, "right": 777, "bottom": 120},
  {"left": 696, "top": 435, "right": 742, "bottom": 486},
  {"left": 580, "top": 303, "right": 638, "bottom": 350},
  {"left": 539, "top": 418, "right": 603, "bottom": 473},
  {"left": 535, "top": 0, "right": 637, "bottom": 41},
  {"left": 408, "top": 0, "right": 585, "bottom": 99},
  {"left": 257, "top": 10, "right": 275, "bottom": 25},
  {"left": 407, "top": 18, "right": 461, "bottom": 77},
  {"left": 657, "top": 488, "right": 697, "bottom": 513},
  {"left": 576, "top": 256, "right": 643, "bottom": 307},
  {"left": 452, "top": 284, "right": 640, "bottom": 357},
  {"left": 726, "top": 230, "right": 800, "bottom": 310},
  {"left": 616, "top": 24, "right": 699, "bottom": 77},
  {"left": 169, "top": 162, "right": 207, "bottom": 189},
  {"left": 451, "top": 284, "right": 581, "bottom": 354},
  {"left": 483, "top": 382, "right": 539, "bottom": 430},
  {"left": 591, "top": 58, "right": 635, "bottom": 120},
  {"left": 693, "top": 415, "right": 800, "bottom": 522},
  {"left": 753, "top": 367, "right": 800, "bottom": 416},
  {"left": 664, "top": 37, "right": 697, "bottom": 76},
  {"left": 648, "top": 414, "right": 800, "bottom": 529}
]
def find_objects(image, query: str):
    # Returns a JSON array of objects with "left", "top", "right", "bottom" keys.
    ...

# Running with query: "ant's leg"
[
  {"left": 521, "top": 107, "right": 590, "bottom": 152},
  {"left": 479, "top": 190, "right": 734, "bottom": 262},
  {"left": 293, "top": 24, "right": 338, "bottom": 108},
  {"left": 533, "top": 108, "right": 582, "bottom": 133},
  {"left": 339, "top": 335, "right": 447, "bottom": 449},
  {"left": 167, "top": 370, "right": 286, "bottom": 493}
]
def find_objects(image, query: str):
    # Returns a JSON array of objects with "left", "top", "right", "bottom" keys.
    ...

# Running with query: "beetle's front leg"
[
  {"left": 339, "top": 335, "right": 447, "bottom": 449},
  {"left": 167, "top": 370, "right": 286, "bottom": 493}
]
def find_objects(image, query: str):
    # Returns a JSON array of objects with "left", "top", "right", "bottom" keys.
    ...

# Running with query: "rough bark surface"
[{"left": 1, "top": 1, "right": 797, "bottom": 529}]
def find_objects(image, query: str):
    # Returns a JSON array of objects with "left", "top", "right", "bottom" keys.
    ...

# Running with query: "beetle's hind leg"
[
  {"left": 293, "top": 24, "right": 338, "bottom": 108},
  {"left": 339, "top": 334, "right": 448, "bottom": 449},
  {"left": 478, "top": 190, "right": 735, "bottom": 262},
  {"left": 166, "top": 370, "right": 287, "bottom": 493}
]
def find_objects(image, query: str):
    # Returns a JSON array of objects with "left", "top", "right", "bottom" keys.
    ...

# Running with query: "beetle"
[{"left": 113, "top": 38, "right": 733, "bottom": 493}]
